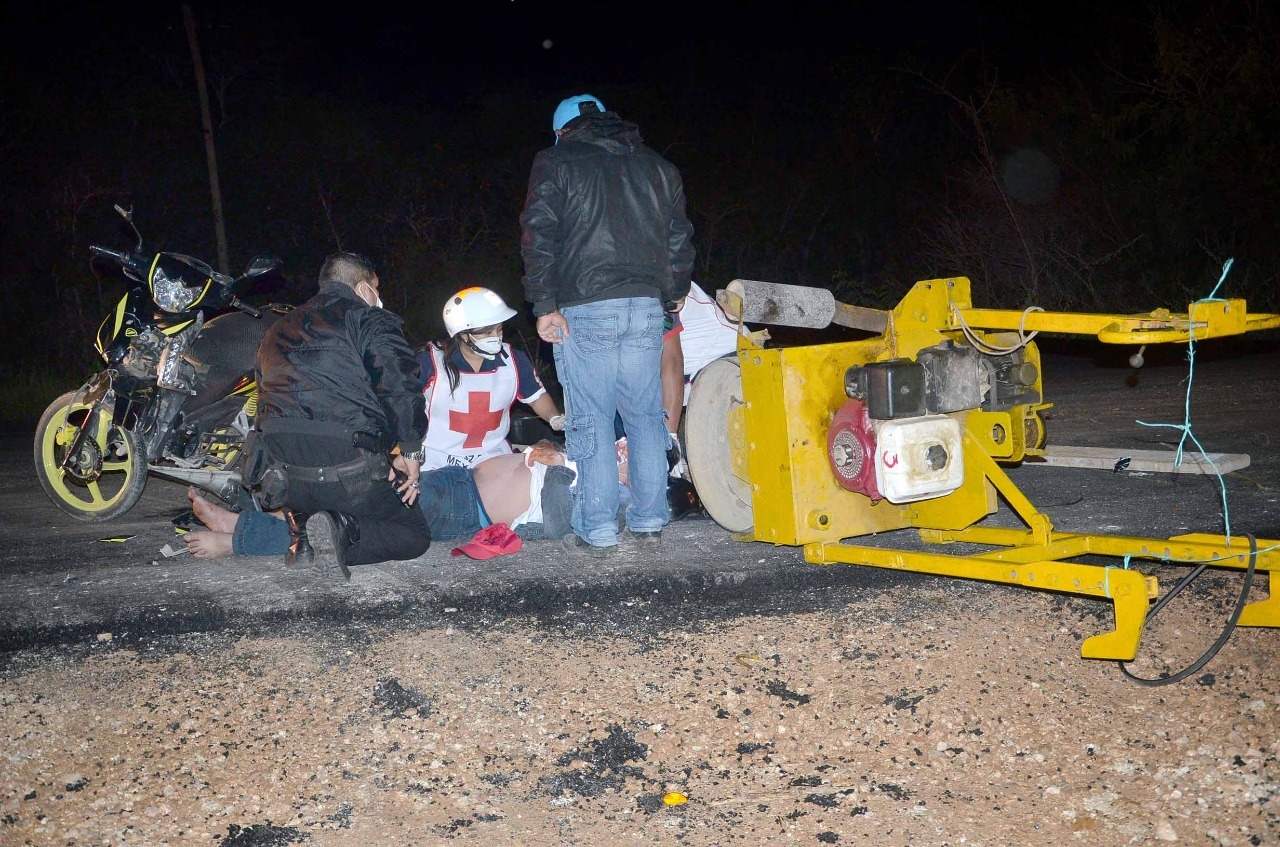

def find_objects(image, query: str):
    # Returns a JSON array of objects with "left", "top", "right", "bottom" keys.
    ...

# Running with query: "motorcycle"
[{"left": 34, "top": 205, "right": 291, "bottom": 522}]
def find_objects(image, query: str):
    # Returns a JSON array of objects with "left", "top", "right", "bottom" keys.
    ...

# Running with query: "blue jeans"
[
  {"left": 419, "top": 465, "right": 576, "bottom": 542},
  {"left": 555, "top": 297, "right": 670, "bottom": 547},
  {"left": 418, "top": 465, "right": 490, "bottom": 541},
  {"left": 533, "top": 465, "right": 576, "bottom": 541},
  {"left": 233, "top": 503, "right": 290, "bottom": 555}
]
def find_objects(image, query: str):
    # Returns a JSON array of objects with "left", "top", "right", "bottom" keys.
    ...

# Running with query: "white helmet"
[{"left": 442, "top": 287, "right": 518, "bottom": 337}]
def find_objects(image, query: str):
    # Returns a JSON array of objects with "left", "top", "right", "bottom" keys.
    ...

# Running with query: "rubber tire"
[
  {"left": 683, "top": 355, "right": 754, "bottom": 533},
  {"left": 34, "top": 391, "right": 149, "bottom": 522}
]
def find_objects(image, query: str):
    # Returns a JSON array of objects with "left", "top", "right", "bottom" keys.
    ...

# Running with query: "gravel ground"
[{"left": 2, "top": 571, "right": 1277, "bottom": 847}]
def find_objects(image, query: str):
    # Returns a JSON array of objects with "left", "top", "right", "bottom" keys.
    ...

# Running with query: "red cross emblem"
[{"left": 450, "top": 391, "right": 505, "bottom": 449}]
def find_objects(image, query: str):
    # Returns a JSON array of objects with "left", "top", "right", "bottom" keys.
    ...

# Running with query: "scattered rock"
[{"left": 371, "top": 677, "right": 430, "bottom": 719}]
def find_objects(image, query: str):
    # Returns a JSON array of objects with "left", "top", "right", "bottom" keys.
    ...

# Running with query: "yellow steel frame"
[{"left": 732, "top": 276, "right": 1280, "bottom": 660}]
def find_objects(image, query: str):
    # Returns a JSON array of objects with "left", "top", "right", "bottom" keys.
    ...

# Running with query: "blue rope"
[
  {"left": 1204, "top": 257, "right": 1233, "bottom": 300},
  {"left": 1135, "top": 258, "right": 1235, "bottom": 544}
]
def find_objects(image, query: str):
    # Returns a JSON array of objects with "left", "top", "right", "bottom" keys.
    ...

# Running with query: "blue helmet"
[{"left": 553, "top": 94, "right": 605, "bottom": 135}]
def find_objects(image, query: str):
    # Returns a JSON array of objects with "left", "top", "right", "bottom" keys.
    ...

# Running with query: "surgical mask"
[
  {"left": 358, "top": 280, "right": 383, "bottom": 309},
  {"left": 469, "top": 335, "right": 504, "bottom": 359}
]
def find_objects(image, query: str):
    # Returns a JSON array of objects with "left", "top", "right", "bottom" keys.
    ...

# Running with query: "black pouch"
[
  {"left": 241, "top": 430, "right": 289, "bottom": 510},
  {"left": 241, "top": 429, "right": 269, "bottom": 486},
  {"left": 336, "top": 452, "right": 390, "bottom": 501},
  {"left": 256, "top": 466, "right": 289, "bottom": 511}
]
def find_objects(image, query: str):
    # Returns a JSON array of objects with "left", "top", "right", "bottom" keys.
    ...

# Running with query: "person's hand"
[
  {"left": 527, "top": 440, "right": 565, "bottom": 467},
  {"left": 548, "top": 413, "right": 566, "bottom": 431},
  {"left": 537, "top": 311, "right": 569, "bottom": 344},
  {"left": 390, "top": 454, "right": 421, "bottom": 506}
]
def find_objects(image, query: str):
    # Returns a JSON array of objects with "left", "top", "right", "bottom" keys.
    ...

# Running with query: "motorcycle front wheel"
[{"left": 34, "top": 391, "right": 149, "bottom": 522}]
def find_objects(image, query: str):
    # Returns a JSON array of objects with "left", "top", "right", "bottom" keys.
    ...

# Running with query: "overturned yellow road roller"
[{"left": 683, "top": 276, "right": 1280, "bottom": 661}]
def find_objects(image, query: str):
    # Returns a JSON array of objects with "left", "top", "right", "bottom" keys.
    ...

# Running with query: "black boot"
[
  {"left": 329, "top": 510, "right": 361, "bottom": 549},
  {"left": 284, "top": 510, "right": 313, "bottom": 567},
  {"left": 305, "top": 511, "right": 357, "bottom": 582}
]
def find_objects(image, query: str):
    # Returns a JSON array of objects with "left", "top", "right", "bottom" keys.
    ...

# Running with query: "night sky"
[
  {"left": 7, "top": 0, "right": 1274, "bottom": 379},
  {"left": 7, "top": 1, "right": 1103, "bottom": 115}
]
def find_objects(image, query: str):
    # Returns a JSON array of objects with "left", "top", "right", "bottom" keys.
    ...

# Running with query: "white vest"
[{"left": 421, "top": 345, "right": 517, "bottom": 470}]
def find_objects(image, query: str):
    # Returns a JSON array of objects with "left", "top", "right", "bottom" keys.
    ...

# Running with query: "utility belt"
[
  {"left": 276, "top": 453, "right": 387, "bottom": 484},
  {"left": 257, "top": 416, "right": 394, "bottom": 453},
  {"left": 244, "top": 417, "right": 393, "bottom": 509}
]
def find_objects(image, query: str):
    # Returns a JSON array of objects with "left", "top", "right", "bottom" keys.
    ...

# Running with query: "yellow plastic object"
[
  {"left": 689, "top": 276, "right": 1280, "bottom": 661},
  {"left": 663, "top": 792, "right": 689, "bottom": 806}
]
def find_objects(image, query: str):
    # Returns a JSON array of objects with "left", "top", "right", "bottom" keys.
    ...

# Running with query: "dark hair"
[
  {"left": 429, "top": 337, "right": 465, "bottom": 396},
  {"left": 318, "top": 251, "right": 377, "bottom": 288},
  {"left": 424, "top": 327, "right": 508, "bottom": 397}
]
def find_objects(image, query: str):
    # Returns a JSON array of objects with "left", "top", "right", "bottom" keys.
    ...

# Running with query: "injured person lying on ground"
[
  {"left": 183, "top": 440, "right": 699, "bottom": 559},
  {"left": 185, "top": 441, "right": 576, "bottom": 558}
]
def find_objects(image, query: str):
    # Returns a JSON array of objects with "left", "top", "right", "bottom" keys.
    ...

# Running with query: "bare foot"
[
  {"left": 188, "top": 488, "right": 239, "bottom": 534},
  {"left": 185, "top": 530, "right": 235, "bottom": 559}
]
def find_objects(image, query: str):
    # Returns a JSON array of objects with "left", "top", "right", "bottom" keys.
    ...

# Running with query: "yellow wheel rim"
[{"left": 38, "top": 400, "right": 142, "bottom": 516}]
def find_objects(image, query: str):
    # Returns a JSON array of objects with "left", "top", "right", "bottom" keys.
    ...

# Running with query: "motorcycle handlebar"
[
  {"left": 230, "top": 297, "right": 262, "bottom": 318},
  {"left": 89, "top": 245, "right": 131, "bottom": 265},
  {"left": 91, "top": 244, "right": 268, "bottom": 318},
  {"left": 88, "top": 245, "right": 150, "bottom": 282}
]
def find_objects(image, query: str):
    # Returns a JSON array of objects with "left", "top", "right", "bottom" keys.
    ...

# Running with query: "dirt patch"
[{"left": 2, "top": 575, "right": 1276, "bottom": 846}]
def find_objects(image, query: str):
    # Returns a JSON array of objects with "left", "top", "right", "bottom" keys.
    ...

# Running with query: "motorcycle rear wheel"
[{"left": 34, "top": 391, "right": 149, "bottom": 522}]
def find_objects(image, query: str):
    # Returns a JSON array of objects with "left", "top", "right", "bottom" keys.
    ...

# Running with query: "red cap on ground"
[{"left": 450, "top": 523, "right": 523, "bottom": 560}]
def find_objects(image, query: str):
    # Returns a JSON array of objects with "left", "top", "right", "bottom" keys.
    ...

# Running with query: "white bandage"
[{"left": 549, "top": 414, "right": 566, "bottom": 431}]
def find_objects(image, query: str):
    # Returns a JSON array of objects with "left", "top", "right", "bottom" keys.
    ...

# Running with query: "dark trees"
[{"left": 1, "top": 2, "right": 1275, "bottom": 378}]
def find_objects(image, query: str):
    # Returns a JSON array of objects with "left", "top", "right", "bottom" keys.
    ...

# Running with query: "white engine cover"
[{"left": 871, "top": 415, "right": 965, "bottom": 504}]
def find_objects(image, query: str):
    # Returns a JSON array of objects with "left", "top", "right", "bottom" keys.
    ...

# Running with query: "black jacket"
[
  {"left": 255, "top": 282, "right": 426, "bottom": 458},
  {"left": 519, "top": 111, "right": 695, "bottom": 316}
]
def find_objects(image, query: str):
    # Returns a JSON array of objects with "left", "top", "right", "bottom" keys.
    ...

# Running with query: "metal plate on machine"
[{"left": 684, "top": 356, "right": 754, "bottom": 533}]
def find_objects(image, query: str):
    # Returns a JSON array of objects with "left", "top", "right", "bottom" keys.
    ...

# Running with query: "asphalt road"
[{"left": 3, "top": 339, "right": 1277, "bottom": 656}]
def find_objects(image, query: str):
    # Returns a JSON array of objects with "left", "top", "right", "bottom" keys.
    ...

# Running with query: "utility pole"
[{"left": 183, "top": 4, "right": 229, "bottom": 274}]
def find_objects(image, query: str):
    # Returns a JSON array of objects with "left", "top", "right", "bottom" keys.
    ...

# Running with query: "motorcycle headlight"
[{"left": 151, "top": 264, "right": 204, "bottom": 313}]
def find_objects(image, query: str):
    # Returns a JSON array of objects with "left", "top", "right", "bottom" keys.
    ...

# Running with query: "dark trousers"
[
  {"left": 265, "top": 432, "right": 430, "bottom": 567},
  {"left": 285, "top": 475, "right": 430, "bottom": 566},
  {"left": 234, "top": 464, "right": 574, "bottom": 553}
]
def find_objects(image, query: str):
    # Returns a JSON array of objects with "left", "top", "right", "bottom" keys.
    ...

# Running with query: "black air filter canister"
[{"left": 862, "top": 359, "right": 927, "bottom": 420}]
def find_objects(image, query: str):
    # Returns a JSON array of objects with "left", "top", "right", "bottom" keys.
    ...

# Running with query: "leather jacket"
[
  {"left": 519, "top": 111, "right": 695, "bottom": 316},
  {"left": 255, "top": 281, "right": 427, "bottom": 458}
]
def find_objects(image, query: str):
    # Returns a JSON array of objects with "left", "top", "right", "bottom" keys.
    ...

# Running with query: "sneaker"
[
  {"left": 561, "top": 533, "right": 615, "bottom": 559},
  {"left": 622, "top": 528, "right": 663, "bottom": 549},
  {"left": 306, "top": 512, "right": 352, "bottom": 582}
]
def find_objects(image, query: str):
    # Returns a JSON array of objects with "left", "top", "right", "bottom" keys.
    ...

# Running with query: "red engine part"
[{"left": 827, "top": 399, "right": 880, "bottom": 500}]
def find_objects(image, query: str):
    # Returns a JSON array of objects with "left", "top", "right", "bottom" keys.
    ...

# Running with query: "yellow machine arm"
[
  {"left": 957, "top": 300, "right": 1280, "bottom": 344},
  {"left": 687, "top": 277, "right": 1280, "bottom": 662}
]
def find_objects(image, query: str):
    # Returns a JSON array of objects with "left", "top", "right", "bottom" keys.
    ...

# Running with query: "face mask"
[
  {"left": 469, "top": 335, "right": 504, "bottom": 359},
  {"left": 359, "top": 280, "right": 383, "bottom": 309}
]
